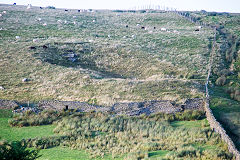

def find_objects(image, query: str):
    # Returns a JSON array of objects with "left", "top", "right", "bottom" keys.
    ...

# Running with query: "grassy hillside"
[
  {"left": 0, "top": 4, "right": 213, "bottom": 105},
  {"left": 1, "top": 4, "right": 236, "bottom": 160}
]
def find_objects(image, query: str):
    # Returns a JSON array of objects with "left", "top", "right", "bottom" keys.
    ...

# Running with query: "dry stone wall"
[
  {"left": 203, "top": 26, "right": 240, "bottom": 160},
  {"left": 176, "top": 11, "right": 240, "bottom": 159}
]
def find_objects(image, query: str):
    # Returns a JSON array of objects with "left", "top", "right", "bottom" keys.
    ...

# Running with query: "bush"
[
  {"left": 0, "top": 140, "right": 40, "bottom": 160},
  {"left": 217, "top": 69, "right": 231, "bottom": 77},
  {"left": 174, "top": 110, "right": 205, "bottom": 121},
  {"left": 215, "top": 76, "right": 226, "bottom": 86},
  {"left": 234, "top": 89, "right": 240, "bottom": 101},
  {"left": 46, "top": 6, "right": 55, "bottom": 9}
]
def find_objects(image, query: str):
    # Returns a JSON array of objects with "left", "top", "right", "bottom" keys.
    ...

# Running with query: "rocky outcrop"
[
  {"left": 183, "top": 98, "right": 204, "bottom": 111},
  {"left": 111, "top": 101, "right": 182, "bottom": 116},
  {"left": 38, "top": 100, "right": 110, "bottom": 112},
  {"left": 37, "top": 99, "right": 203, "bottom": 116},
  {"left": 1, "top": 98, "right": 204, "bottom": 116},
  {"left": 0, "top": 100, "right": 19, "bottom": 109}
]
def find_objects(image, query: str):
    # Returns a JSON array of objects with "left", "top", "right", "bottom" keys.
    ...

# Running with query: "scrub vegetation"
[{"left": 0, "top": 3, "right": 239, "bottom": 160}]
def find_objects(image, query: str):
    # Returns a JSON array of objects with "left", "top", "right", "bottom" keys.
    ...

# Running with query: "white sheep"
[
  {"left": 37, "top": 18, "right": 42, "bottom": 21},
  {"left": 27, "top": 4, "right": 31, "bottom": 9},
  {"left": 2, "top": 11, "right": 6, "bottom": 14},
  {"left": 33, "top": 39, "right": 39, "bottom": 42},
  {"left": 198, "top": 26, "right": 202, "bottom": 29},
  {"left": 0, "top": 14, "right": 2, "bottom": 17},
  {"left": 16, "top": 36, "right": 20, "bottom": 39},
  {"left": 161, "top": 28, "right": 167, "bottom": 31},
  {"left": 73, "top": 21, "right": 76, "bottom": 25},
  {"left": 22, "top": 78, "right": 28, "bottom": 82},
  {"left": 43, "top": 23, "right": 47, "bottom": 26}
]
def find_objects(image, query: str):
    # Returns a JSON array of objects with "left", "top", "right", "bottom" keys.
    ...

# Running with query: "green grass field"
[
  {"left": 37, "top": 147, "right": 90, "bottom": 160},
  {"left": 0, "top": 109, "right": 56, "bottom": 141},
  {"left": 38, "top": 147, "right": 169, "bottom": 160}
]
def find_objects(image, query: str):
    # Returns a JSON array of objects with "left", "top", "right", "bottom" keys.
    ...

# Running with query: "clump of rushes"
[{"left": 8, "top": 110, "right": 73, "bottom": 127}]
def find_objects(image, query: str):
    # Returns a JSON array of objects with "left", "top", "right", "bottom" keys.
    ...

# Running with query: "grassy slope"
[
  {"left": 0, "top": 4, "right": 212, "bottom": 105},
  {"left": 0, "top": 109, "right": 56, "bottom": 141},
  {"left": 37, "top": 147, "right": 90, "bottom": 160},
  {"left": 38, "top": 147, "right": 168, "bottom": 160}
]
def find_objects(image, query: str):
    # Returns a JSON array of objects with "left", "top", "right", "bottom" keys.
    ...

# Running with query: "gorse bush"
[
  {"left": 215, "top": 76, "right": 227, "bottom": 86},
  {"left": 0, "top": 140, "right": 40, "bottom": 160},
  {"left": 46, "top": 6, "right": 55, "bottom": 9},
  {"left": 9, "top": 109, "right": 205, "bottom": 127},
  {"left": 49, "top": 112, "right": 230, "bottom": 159},
  {"left": 226, "top": 87, "right": 240, "bottom": 102}
]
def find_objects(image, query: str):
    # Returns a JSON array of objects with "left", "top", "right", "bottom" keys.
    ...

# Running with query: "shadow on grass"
[{"left": 32, "top": 42, "right": 126, "bottom": 79}]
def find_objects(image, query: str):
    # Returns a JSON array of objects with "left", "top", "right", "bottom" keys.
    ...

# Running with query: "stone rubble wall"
[
  {"left": 0, "top": 98, "right": 204, "bottom": 116},
  {"left": 0, "top": 99, "right": 19, "bottom": 109}
]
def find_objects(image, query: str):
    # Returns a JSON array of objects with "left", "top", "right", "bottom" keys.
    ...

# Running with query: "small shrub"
[
  {"left": 0, "top": 140, "right": 40, "bottom": 160},
  {"left": 215, "top": 76, "right": 226, "bottom": 86},
  {"left": 46, "top": 6, "right": 55, "bottom": 9},
  {"left": 218, "top": 69, "right": 231, "bottom": 76},
  {"left": 9, "top": 110, "right": 72, "bottom": 127}
]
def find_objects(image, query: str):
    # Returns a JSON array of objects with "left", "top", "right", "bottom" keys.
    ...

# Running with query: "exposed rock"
[
  {"left": 36, "top": 98, "right": 203, "bottom": 116},
  {"left": 184, "top": 98, "right": 204, "bottom": 110},
  {"left": 10, "top": 98, "right": 204, "bottom": 115},
  {"left": 13, "top": 106, "right": 41, "bottom": 114},
  {"left": 63, "top": 53, "right": 76, "bottom": 58},
  {"left": 0, "top": 100, "right": 19, "bottom": 109}
]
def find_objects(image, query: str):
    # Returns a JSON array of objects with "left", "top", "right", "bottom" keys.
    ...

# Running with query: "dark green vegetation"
[
  {"left": 188, "top": 11, "right": 240, "bottom": 150},
  {"left": 0, "top": 141, "right": 40, "bottom": 160},
  {"left": 0, "top": 4, "right": 213, "bottom": 105}
]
